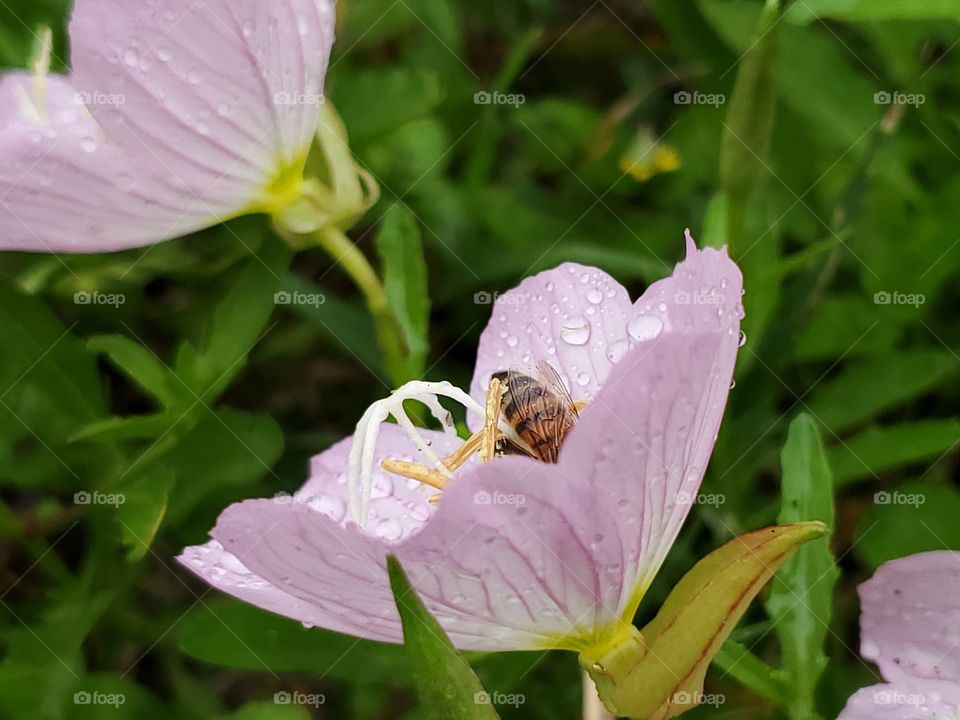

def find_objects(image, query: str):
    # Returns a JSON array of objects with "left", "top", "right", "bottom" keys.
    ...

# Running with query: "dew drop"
[
  {"left": 123, "top": 49, "right": 139, "bottom": 67},
  {"left": 576, "top": 372, "right": 590, "bottom": 387},
  {"left": 729, "top": 379, "right": 736, "bottom": 389},
  {"left": 157, "top": 48, "right": 172, "bottom": 62},
  {"left": 307, "top": 494, "right": 346, "bottom": 522},
  {"left": 79, "top": 137, "right": 97, "bottom": 153},
  {"left": 738, "top": 330, "right": 747, "bottom": 347},
  {"left": 627, "top": 315, "right": 663, "bottom": 342},
  {"left": 506, "top": 335, "right": 519, "bottom": 348},
  {"left": 374, "top": 518, "right": 403, "bottom": 541},
  {"left": 560, "top": 317, "right": 591, "bottom": 346},
  {"left": 545, "top": 282, "right": 555, "bottom": 291},
  {"left": 586, "top": 288, "right": 603, "bottom": 304},
  {"left": 606, "top": 339, "right": 630, "bottom": 364}
]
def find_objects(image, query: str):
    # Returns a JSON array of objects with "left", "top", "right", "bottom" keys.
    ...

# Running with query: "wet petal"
[
  {"left": 838, "top": 681, "right": 960, "bottom": 720},
  {"left": 559, "top": 237, "right": 743, "bottom": 620},
  {"left": 0, "top": 73, "right": 214, "bottom": 252},
  {"left": 860, "top": 551, "right": 960, "bottom": 685},
  {"left": 399, "top": 456, "right": 613, "bottom": 650},
  {"left": 299, "top": 424, "right": 464, "bottom": 541},
  {"left": 206, "top": 456, "right": 605, "bottom": 651},
  {"left": 177, "top": 539, "right": 337, "bottom": 629},
  {"left": 470, "top": 263, "right": 633, "bottom": 414},
  {"left": 69, "top": 0, "right": 335, "bottom": 214}
]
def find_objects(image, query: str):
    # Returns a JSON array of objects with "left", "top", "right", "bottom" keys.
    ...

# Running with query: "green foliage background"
[{"left": 2, "top": 0, "right": 960, "bottom": 718}]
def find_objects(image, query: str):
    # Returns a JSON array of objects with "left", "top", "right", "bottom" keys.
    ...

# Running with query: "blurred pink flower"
[
  {"left": 178, "top": 233, "right": 745, "bottom": 651},
  {"left": 0, "top": 0, "right": 334, "bottom": 252},
  {"left": 839, "top": 551, "right": 960, "bottom": 719}
]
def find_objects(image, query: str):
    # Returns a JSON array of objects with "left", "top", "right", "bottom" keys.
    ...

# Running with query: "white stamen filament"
[{"left": 347, "top": 380, "right": 520, "bottom": 527}]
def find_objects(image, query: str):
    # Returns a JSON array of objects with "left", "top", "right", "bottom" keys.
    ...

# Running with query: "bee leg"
[
  {"left": 380, "top": 459, "right": 449, "bottom": 490},
  {"left": 479, "top": 376, "right": 504, "bottom": 462}
]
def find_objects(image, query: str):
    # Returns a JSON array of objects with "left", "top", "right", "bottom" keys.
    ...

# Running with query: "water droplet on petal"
[
  {"left": 374, "top": 518, "right": 403, "bottom": 541},
  {"left": 729, "top": 379, "right": 736, "bottom": 389},
  {"left": 627, "top": 315, "right": 663, "bottom": 342},
  {"left": 606, "top": 339, "right": 630, "bottom": 364},
  {"left": 79, "top": 137, "right": 97, "bottom": 153},
  {"left": 738, "top": 330, "right": 747, "bottom": 347},
  {"left": 560, "top": 317, "right": 591, "bottom": 346},
  {"left": 157, "top": 48, "right": 172, "bottom": 62},
  {"left": 506, "top": 335, "right": 519, "bottom": 348},
  {"left": 586, "top": 288, "right": 603, "bottom": 304},
  {"left": 123, "top": 49, "right": 139, "bottom": 67},
  {"left": 576, "top": 372, "right": 590, "bottom": 386}
]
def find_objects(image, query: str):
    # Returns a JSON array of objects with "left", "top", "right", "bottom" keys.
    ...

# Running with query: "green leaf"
[
  {"left": 806, "top": 349, "right": 958, "bottom": 432},
  {"left": 70, "top": 412, "right": 188, "bottom": 444},
  {"left": 855, "top": 480, "right": 960, "bottom": 570},
  {"left": 116, "top": 465, "right": 174, "bottom": 561},
  {"left": 164, "top": 409, "right": 284, "bottom": 525},
  {"left": 828, "top": 420, "right": 960, "bottom": 487},
  {"left": 787, "top": 0, "right": 960, "bottom": 22},
  {"left": 0, "top": 282, "right": 103, "bottom": 424},
  {"left": 582, "top": 522, "right": 827, "bottom": 719},
  {"left": 88, "top": 335, "right": 185, "bottom": 409},
  {"left": 387, "top": 556, "right": 500, "bottom": 720},
  {"left": 179, "top": 238, "right": 291, "bottom": 398},
  {"left": 177, "top": 599, "right": 407, "bottom": 682},
  {"left": 712, "top": 639, "right": 788, "bottom": 706},
  {"left": 278, "top": 274, "right": 386, "bottom": 379},
  {"left": 765, "top": 415, "right": 838, "bottom": 720},
  {"left": 713, "top": 0, "right": 782, "bottom": 367},
  {"left": 376, "top": 204, "right": 431, "bottom": 377},
  {"left": 718, "top": 0, "right": 779, "bottom": 250}
]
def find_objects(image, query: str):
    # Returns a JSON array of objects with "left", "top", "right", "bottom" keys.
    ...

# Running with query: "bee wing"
[{"left": 535, "top": 360, "right": 579, "bottom": 419}]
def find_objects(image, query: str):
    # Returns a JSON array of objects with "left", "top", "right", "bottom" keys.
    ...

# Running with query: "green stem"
[{"left": 311, "top": 227, "right": 409, "bottom": 386}]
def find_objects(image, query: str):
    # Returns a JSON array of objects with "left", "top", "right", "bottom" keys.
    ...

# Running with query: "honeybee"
[{"left": 492, "top": 361, "right": 581, "bottom": 463}]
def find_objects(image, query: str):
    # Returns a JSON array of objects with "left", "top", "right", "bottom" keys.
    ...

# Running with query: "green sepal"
[{"left": 581, "top": 522, "right": 827, "bottom": 719}]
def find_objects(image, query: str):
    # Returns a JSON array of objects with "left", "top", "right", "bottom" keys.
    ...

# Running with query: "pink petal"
[
  {"left": 398, "top": 456, "right": 613, "bottom": 649},
  {"left": 178, "top": 425, "right": 466, "bottom": 643},
  {"left": 69, "top": 0, "right": 335, "bottom": 215},
  {"left": 470, "top": 263, "right": 634, "bottom": 414},
  {"left": 554, "top": 237, "right": 742, "bottom": 619},
  {"left": 860, "top": 551, "right": 960, "bottom": 685},
  {"left": 298, "top": 424, "right": 465, "bottom": 539},
  {"left": 177, "top": 539, "right": 337, "bottom": 629},
  {"left": 0, "top": 73, "right": 216, "bottom": 252},
  {"left": 839, "top": 681, "right": 960, "bottom": 720}
]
